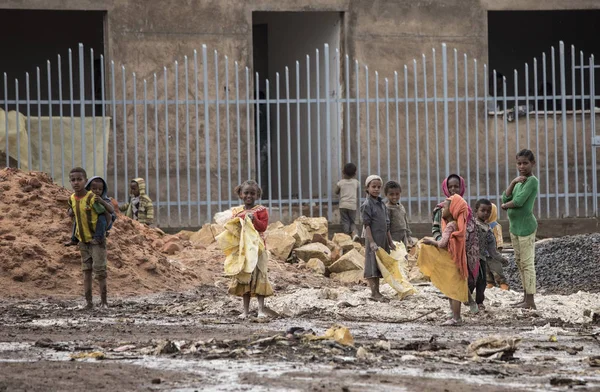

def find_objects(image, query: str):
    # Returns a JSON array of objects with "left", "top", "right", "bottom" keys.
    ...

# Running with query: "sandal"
[
  {"left": 441, "top": 318, "right": 463, "bottom": 326},
  {"left": 469, "top": 302, "right": 479, "bottom": 314}
]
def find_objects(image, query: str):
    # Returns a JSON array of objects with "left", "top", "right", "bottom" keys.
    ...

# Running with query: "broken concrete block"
[
  {"left": 330, "top": 269, "right": 364, "bottom": 284},
  {"left": 328, "top": 249, "right": 365, "bottom": 274},
  {"left": 190, "top": 224, "right": 225, "bottom": 246},
  {"left": 297, "top": 216, "right": 328, "bottom": 237},
  {"left": 177, "top": 230, "right": 195, "bottom": 241},
  {"left": 294, "top": 242, "right": 331, "bottom": 264},
  {"left": 284, "top": 221, "right": 312, "bottom": 247},
  {"left": 265, "top": 230, "right": 296, "bottom": 260},
  {"left": 332, "top": 233, "right": 355, "bottom": 252},
  {"left": 161, "top": 242, "right": 183, "bottom": 255},
  {"left": 267, "top": 221, "right": 284, "bottom": 232},
  {"left": 306, "top": 258, "right": 326, "bottom": 275}
]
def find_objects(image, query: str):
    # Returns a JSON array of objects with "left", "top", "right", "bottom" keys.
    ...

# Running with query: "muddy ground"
[{"left": 0, "top": 284, "right": 599, "bottom": 392}]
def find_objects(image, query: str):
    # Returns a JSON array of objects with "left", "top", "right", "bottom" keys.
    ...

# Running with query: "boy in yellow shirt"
[{"left": 67, "top": 167, "right": 109, "bottom": 309}]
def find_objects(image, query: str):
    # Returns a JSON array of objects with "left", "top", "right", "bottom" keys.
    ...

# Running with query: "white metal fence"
[{"left": 1, "top": 41, "right": 598, "bottom": 226}]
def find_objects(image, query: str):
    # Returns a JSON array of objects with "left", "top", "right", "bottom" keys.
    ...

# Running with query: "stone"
[
  {"left": 328, "top": 249, "right": 365, "bottom": 274},
  {"left": 163, "top": 235, "right": 179, "bottom": 244},
  {"left": 177, "top": 230, "right": 195, "bottom": 241},
  {"left": 330, "top": 244, "right": 342, "bottom": 263},
  {"left": 352, "top": 242, "right": 363, "bottom": 253},
  {"left": 330, "top": 269, "right": 364, "bottom": 284},
  {"left": 297, "top": 216, "right": 328, "bottom": 237},
  {"left": 332, "top": 233, "right": 355, "bottom": 252},
  {"left": 306, "top": 258, "right": 326, "bottom": 275},
  {"left": 265, "top": 230, "right": 296, "bottom": 260},
  {"left": 155, "top": 340, "right": 179, "bottom": 355},
  {"left": 294, "top": 242, "right": 331, "bottom": 264},
  {"left": 267, "top": 221, "right": 284, "bottom": 232},
  {"left": 312, "top": 233, "right": 329, "bottom": 247},
  {"left": 190, "top": 223, "right": 221, "bottom": 246},
  {"left": 3, "top": 234, "right": 16, "bottom": 241},
  {"left": 161, "top": 242, "right": 182, "bottom": 255},
  {"left": 283, "top": 221, "right": 312, "bottom": 248},
  {"left": 152, "top": 239, "right": 164, "bottom": 249}
]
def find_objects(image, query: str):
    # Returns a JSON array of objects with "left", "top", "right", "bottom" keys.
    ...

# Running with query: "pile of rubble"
[{"left": 505, "top": 234, "right": 600, "bottom": 295}]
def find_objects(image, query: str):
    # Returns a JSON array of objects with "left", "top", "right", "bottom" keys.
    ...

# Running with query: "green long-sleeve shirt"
[{"left": 502, "top": 175, "right": 538, "bottom": 237}]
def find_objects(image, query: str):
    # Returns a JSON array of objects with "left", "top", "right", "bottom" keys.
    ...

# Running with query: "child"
[
  {"left": 65, "top": 176, "right": 116, "bottom": 246},
  {"left": 421, "top": 194, "right": 470, "bottom": 326},
  {"left": 335, "top": 163, "right": 360, "bottom": 238},
  {"left": 119, "top": 177, "right": 154, "bottom": 225},
  {"left": 384, "top": 180, "right": 413, "bottom": 247},
  {"left": 229, "top": 180, "right": 273, "bottom": 318},
  {"left": 501, "top": 149, "right": 539, "bottom": 309},
  {"left": 361, "top": 175, "right": 396, "bottom": 302},
  {"left": 473, "top": 199, "right": 511, "bottom": 311},
  {"left": 67, "top": 167, "right": 109, "bottom": 309},
  {"left": 486, "top": 203, "right": 509, "bottom": 290}
]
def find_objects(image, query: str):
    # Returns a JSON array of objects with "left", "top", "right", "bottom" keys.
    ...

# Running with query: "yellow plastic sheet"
[
  {"left": 217, "top": 216, "right": 264, "bottom": 283},
  {"left": 307, "top": 324, "right": 354, "bottom": 347},
  {"left": 376, "top": 244, "right": 417, "bottom": 300},
  {"left": 417, "top": 243, "right": 468, "bottom": 303}
]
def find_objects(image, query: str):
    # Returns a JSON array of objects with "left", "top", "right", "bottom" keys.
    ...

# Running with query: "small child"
[
  {"left": 486, "top": 203, "right": 509, "bottom": 290},
  {"left": 119, "top": 177, "right": 154, "bottom": 225},
  {"left": 335, "top": 163, "right": 360, "bottom": 239},
  {"left": 67, "top": 167, "right": 109, "bottom": 309},
  {"left": 229, "top": 180, "right": 273, "bottom": 319},
  {"left": 473, "top": 199, "right": 510, "bottom": 311},
  {"left": 65, "top": 176, "right": 116, "bottom": 246},
  {"left": 384, "top": 181, "right": 413, "bottom": 247},
  {"left": 361, "top": 175, "right": 396, "bottom": 302}
]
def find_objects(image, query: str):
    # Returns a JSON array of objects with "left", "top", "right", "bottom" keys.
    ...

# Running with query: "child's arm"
[
  {"left": 334, "top": 182, "right": 341, "bottom": 196},
  {"left": 94, "top": 196, "right": 115, "bottom": 214},
  {"left": 431, "top": 209, "right": 443, "bottom": 241},
  {"left": 384, "top": 205, "right": 396, "bottom": 250},
  {"left": 361, "top": 202, "right": 378, "bottom": 252},
  {"left": 487, "top": 232, "right": 509, "bottom": 266},
  {"left": 423, "top": 222, "right": 454, "bottom": 249},
  {"left": 502, "top": 177, "right": 538, "bottom": 210},
  {"left": 403, "top": 206, "right": 413, "bottom": 245},
  {"left": 365, "top": 226, "right": 378, "bottom": 252},
  {"left": 387, "top": 231, "right": 396, "bottom": 251},
  {"left": 119, "top": 202, "right": 129, "bottom": 212},
  {"left": 248, "top": 208, "right": 268, "bottom": 232}
]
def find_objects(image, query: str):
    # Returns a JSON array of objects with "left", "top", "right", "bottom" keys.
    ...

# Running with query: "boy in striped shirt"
[{"left": 67, "top": 167, "right": 109, "bottom": 310}]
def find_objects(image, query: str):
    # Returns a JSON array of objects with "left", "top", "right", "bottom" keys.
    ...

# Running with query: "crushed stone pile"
[
  {"left": 0, "top": 168, "right": 205, "bottom": 298},
  {"left": 505, "top": 234, "right": 600, "bottom": 295}
]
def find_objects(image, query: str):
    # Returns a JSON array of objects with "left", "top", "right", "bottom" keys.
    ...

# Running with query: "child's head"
[
  {"left": 235, "top": 180, "right": 262, "bottom": 207},
  {"left": 89, "top": 178, "right": 105, "bottom": 197},
  {"left": 516, "top": 149, "right": 535, "bottom": 176},
  {"left": 442, "top": 199, "right": 452, "bottom": 221},
  {"left": 446, "top": 174, "right": 463, "bottom": 197},
  {"left": 384, "top": 181, "right": 401, "bottom": 204},
  {"left": 130, "top": 180, "right": 140, "bottom": 197},
  {"left": 475, "top": 198, "right": 493, "bottom": 222},
  {"left": 343, "top": 163, "right": 357, "bottom": 179},
  {"left": 69, "top": 167, "right": 87, "bottom": 193},
  {"left": 365, "top": 175, "right": 383, "bottom": 198}
]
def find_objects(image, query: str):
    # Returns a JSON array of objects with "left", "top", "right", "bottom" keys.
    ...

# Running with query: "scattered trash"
[
  {"left": 309, "top": 325, "right": 354, "bottom": 347},
  {"left": 548, "top": 335, "right": 558, "bottom": 342},
  {"left": 467, "top": 336, "right": 521, "bottom": 360},
  {"left": 70, "top": 351, "right": 105, "bottom": 360},
  {"left": 356, "top": 346, "right": 376, "bottom": 361},
  {"left": 588, "top": 356, "right": 600, "bottom": 367},
  {"left": 155, "top": 340, "right": 180, "bottom": 355},
  {"left": 113, "top": 344, "right": 136, "bottom": 352}
]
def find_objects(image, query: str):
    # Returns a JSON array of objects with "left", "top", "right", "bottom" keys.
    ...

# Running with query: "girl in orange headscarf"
[{"left": 419, "top": 194, "right": 470, "bottom": 326}]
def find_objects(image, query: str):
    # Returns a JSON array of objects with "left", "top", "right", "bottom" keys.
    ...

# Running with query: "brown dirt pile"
[{"left": 0, "top": 168, "right": 206, "bottom": 298}]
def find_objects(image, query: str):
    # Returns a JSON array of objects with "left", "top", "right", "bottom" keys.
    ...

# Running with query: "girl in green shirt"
[{"left": 501, "top": 149, "right": 539, "bottom": 310}]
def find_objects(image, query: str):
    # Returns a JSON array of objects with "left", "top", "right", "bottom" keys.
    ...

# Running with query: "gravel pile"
[{"left": 505, "top": 234, "right": 600, "bottom": 295}]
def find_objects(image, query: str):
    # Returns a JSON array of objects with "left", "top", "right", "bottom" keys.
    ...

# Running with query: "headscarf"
[
  {"left": 365, "top": 175, "right": 383, "bottom": 188},
  {"left": 437, "top": 174, "right": 472, "bottom": 221},
  {"left": 486, "top": 203, "right": 499, "bottom": 229},
  {"left": 442, "top": 174, "right": 466, "bottom": 198},
  {"left": 442, "top": 194, "right": 469, "bottom": 280}
]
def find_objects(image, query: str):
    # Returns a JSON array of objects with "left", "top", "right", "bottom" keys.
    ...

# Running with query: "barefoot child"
[
  {"left": 119, "top": 178, "right": 154, "bottom": 225},
  {"left": 485, "top": 203, "right": 509, "bottom": 290},
  {"left": 473, "top": 199, "right": 510, "bottom": 311},
  {"left": 501, "top": 149, "right": 539, "bottom": 309},
  {"left": 67, "top": 167, "right": 109, "bottom": 309},
  {"left": 420, "top": 194, "right": 470, "bottom": 325},
  {"left": 228, "top": 180, "right": 273, "bottom": 318},
  {"left": 361, "top": 175, "right": 396, "bottom": 301},
  {"left": 65, "top": 176, "right": 116, "bottom": 246},
  {"left": 384, "top": 181, "right": 413, "bottom": 247},
  {"left": 335, "top": 163, "right": 360, "bottom": 238}
]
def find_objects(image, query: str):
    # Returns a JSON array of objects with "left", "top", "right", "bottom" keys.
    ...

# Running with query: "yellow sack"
[
  {"left": 389, "top": 241, "right": 409, "bottom": 277},
  {"left": 307, "top": 324, "right": 354, "bottom": 347},
  {"left": 417, "top": 244, "right": 468, "bottom": 303},
  {"left": 216, "top": 216, "right": 264, "bottom": 279},
  {"left": 376, "top": 246, "right": 417, "bottom": 300}
]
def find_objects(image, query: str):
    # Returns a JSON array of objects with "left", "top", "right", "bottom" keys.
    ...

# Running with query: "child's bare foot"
[
  {"left": 100, "top": 302, "right": 109, "bottom": 310},
  {"left": 80, "top": 302, "right": 93, "bottom": 310},
  {"left": 478, "top": 304, "right": 486, "bottom": 312},
  {"left": 257, "top": 310, "right": 268, "bottom": 319},
  {"left": 238, "top": 312, "right": 249, "bottom": 320},
  {"left": 369, "top": 294, "right": 389, "bottom": 303}
]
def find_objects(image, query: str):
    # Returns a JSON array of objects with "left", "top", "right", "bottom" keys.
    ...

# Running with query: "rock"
[
  {"left": 356, "top": 347, "right": 375, "bottom": 360},
  {"left": 330, "top": 269, "right": 364, "bottom": 284},
  {"left": 163, "top": 235, "right": 180, "bottom": 244},
  {"left": 161, "top": 242, "right": 182, "bottom": 255},
  {"left": 265, "top": 230, "right": 296, "bottom": 260},
  {"left": 283, "top": 221, "right": 312, "bottom": 248},
  {"left": 190, "top": 224, "right": 218, "bottom": 246},
  {"left": 177, "top": 230, "right": 195, "bottom": 241},
  {"left": 375, "top": 340, "right": 392, "bottom": 351},
  {"left": 306, "top": 258, "right": 326, "bottom": 275},
  {"left": 297, "top": 216, "right": 328, "bottom": 237},
  {"left": 151, "top": 378, "right": 162, "bottom": 385},
  {"left": 352, "top": 242, "right": 363, "bottom": 252},
  {"left": 332, "top": 233, "right": 355, "bottom": 252},
  {"left": 28, "top": 178, "right": 42, "bottom": 188},
  {"left": 155, "top": 340, "right": 180, "bottom": 355},
  {"left": 152, "top": 239, "right": 164, "bottom": 249},
  {"left": 330, "top": 244, "right": 342, "bottom": 263},
  {"left": 294, "top": 242, "right": 331, "bottom": 264},
  {"left": 3, "top": 234, "right": 16, "bottom": 241},
  {"left": 312, "top": 233, "right": 329, "bottom": 247},
  {"left": 267, "top": 221, "right": 284, "bottom": 232},
  {"left": 328, "top": 249, "right": 364, "bottom": 274},
  {"left": 12, "top": 268, "right": 26, "bottom": 282},
  {"left": 318, "top": 288, "right": 339, "bottom": 300}
]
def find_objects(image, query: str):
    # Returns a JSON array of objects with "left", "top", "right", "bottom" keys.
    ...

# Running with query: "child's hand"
[
  {"left": 369, "top": 242, "right": 379, "bottom": 252},
  {"left": 501, "top": 203, "right": 509, "bottom": 210},
  {"left": 422, "top": 238, "right": 436, "bottom": 246},
  {"left": 247, "top": 213, "right": 254, "bottom": 221},
  {"left": 512, "top": 176, "right": 527, "bottom": 184},
  {"left": 389, "top": 242, "right": 397, "bottom": 251},
  {"left": 66, "top": 207, "right": 74, "bottom": 218}
]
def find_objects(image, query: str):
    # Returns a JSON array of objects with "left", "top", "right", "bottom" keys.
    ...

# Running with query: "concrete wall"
[{"left": 1, "top": 0, "right": 599, "bottom": 225}]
